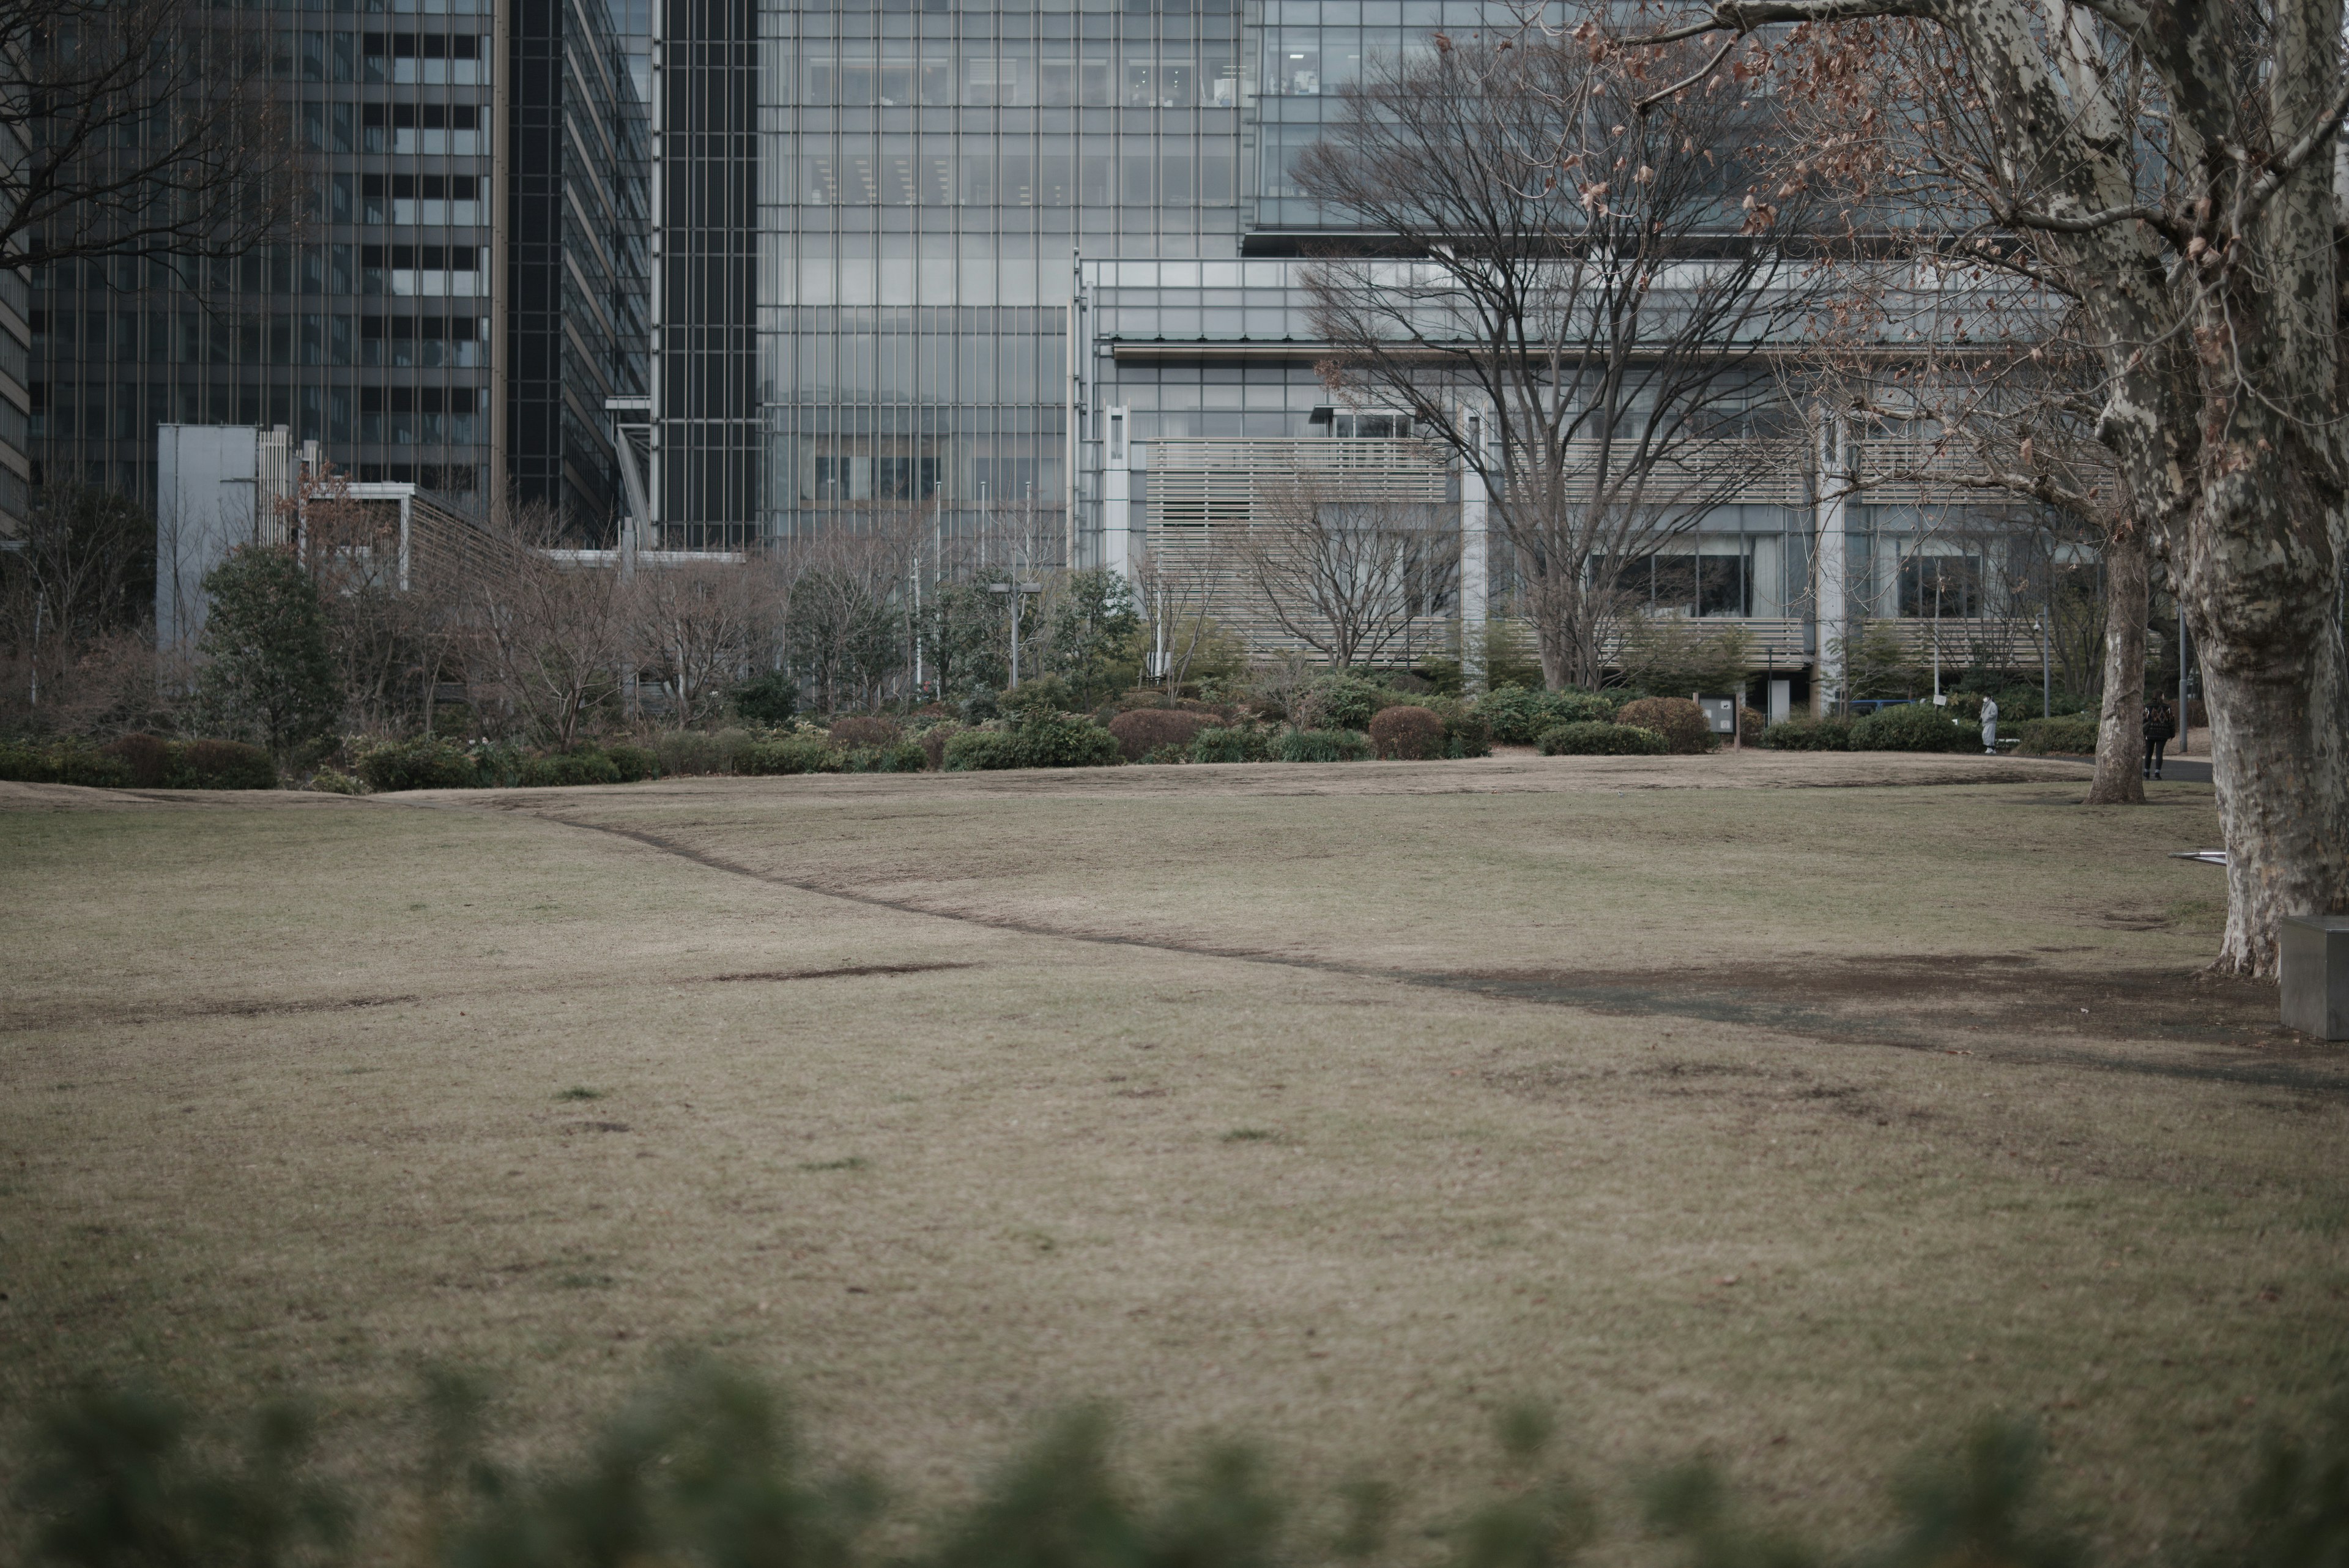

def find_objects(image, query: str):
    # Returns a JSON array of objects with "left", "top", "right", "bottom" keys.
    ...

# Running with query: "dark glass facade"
[
  {"left": 655, "top": 0, "right": 759, "bottom": 546},
  {"left": 25, "top": 0, "right": 647, "bottom": 536},
  {"left": 508, "top": 0, "right": 649, "bottom": 534},
  {"left": 30, "top": 2, "right": 499, "bottom": 505}
]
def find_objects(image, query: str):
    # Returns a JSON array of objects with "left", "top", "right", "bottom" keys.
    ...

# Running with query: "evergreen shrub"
[
  {"left": 736, "top": 737, "right": 841, "bottom": 776},
  {"left": 354, "top": 736, "right": 481, "bottom": 792},
  {"left": 1189, "top": 726, "right": 1270, "bottom": 764},
  {"left": 1016, "top": 715, "right": 1123, "bottom": 769},
  {"left": 2017, "top": 716, "right": 2101, "bottom": 755},
  {"left": 0, "top": 739, "right": 133, "bottom": 787},
  {"left": 1271, "top": 729, "right": 1371, "bottom": 762},
  {"left": 516, "top": 750, "right": 623, "bottom": 788},
  {"left": 1367, "top": 705, "right": 1445, "bottom": 760},
  {"left": 1849, "top": 703, "right": 1975, "bottom": 752},
  {"left": 1763, "top": 718, "right": 1854, "bottom": 751},
  {"left": 942, "top": 729, "right": 1028, "bottom": 771},
  {"left": 1474, "top": 685, "right": 1617, "bottom": 743},
  {"left": 1537, "top": 721, "right": 1669, "bottom": 757},
  {"left": 174, "top": 740, "right": 278, "bottom": 790}
]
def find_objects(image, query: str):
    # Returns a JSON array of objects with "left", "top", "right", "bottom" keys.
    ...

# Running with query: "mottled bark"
[
  {"left": 2176, "top": 456, "right": 2349, "bottom": 974},
  {"left": 2084, "top": 527, "right": 2146, "bottom": 804}
]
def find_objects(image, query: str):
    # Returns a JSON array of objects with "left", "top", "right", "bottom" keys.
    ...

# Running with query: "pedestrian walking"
[
  {"left": 2144, "top": 696, "right": 2176, "bottom": 779},
  {"left": 1980, "top": 695, "right": 1999, "bottom": 754}
]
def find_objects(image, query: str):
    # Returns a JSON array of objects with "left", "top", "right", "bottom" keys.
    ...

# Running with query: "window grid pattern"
[{"left": 29, "top": 4, "right": 496, "bottom": 502}]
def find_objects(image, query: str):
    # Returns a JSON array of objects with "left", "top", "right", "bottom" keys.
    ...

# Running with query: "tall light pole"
[{"left": 988, "top": 579, "right": 1042, "bottom": 686}]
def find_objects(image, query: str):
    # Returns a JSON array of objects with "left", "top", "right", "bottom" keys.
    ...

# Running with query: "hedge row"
[
  {"left": 354, "top": 738, "right": 662, "bottom": 792},
  {"left": 0, "top": 735, "right": 276, "bottom": 790}
]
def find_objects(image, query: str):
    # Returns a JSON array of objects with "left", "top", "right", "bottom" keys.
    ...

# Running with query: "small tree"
[
  {"left": 195, "top": 546, "right": 341, "bottom": 763},
  {"left": 1231, "top": 481, "right": 1455, "bottom": 671},
  {"left": 1043, "top": 569, "right": 1141, "bottom": 706}
]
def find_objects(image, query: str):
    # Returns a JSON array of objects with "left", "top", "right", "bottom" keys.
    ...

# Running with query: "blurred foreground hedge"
[{"left": 10, "top": 1366, "right": 2348, "bottom": 1568}]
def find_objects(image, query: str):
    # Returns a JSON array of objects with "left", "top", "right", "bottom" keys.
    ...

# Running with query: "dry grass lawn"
[{"left": 3, "top": 751, "right": 2345, "bottom": 1564}]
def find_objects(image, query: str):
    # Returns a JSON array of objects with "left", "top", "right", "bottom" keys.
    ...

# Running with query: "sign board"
[{"left": 1698, "top": 697, "right": 1736, "bottom": 734}]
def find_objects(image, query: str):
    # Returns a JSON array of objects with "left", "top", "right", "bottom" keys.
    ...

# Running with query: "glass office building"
[{"left": 28, "top": 0, "right": 645, "bottom": 539}]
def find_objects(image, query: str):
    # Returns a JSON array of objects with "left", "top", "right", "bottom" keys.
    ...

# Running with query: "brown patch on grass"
[{"left": 707, "top": 962, "right": 975, "bottom": 983}]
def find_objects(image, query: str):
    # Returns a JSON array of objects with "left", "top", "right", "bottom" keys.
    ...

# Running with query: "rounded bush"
[
  {"left": 102, "top": 734, "right": 174, "bottom": 788},
  {"left": 1017, "top": 715, "right": 1123, "bottom": 769},
  {"left": 355, "top": 736, "right": 481, "bottom": 792},
  {"left": 828, "top": 715, "right": 899, "bottom": 749},
  {"left": 1107, "top": 707, "right": 1222, "bottom": 762},
  {"left": 517, "top": 749, "right": 623, "bottom": 788},
  {"left": 1614, "top": 697, "right": 1713, "bottom": 754},
  {"left": 1847, "top": 703, "right": 1975, "bottom": 752},
  {"left": 943, "top": 728, "right": 1029, "bottom": 771},
  {"left": 1190, "top": 726, "right": 1270, "bottom": 764},
  {"left": 604, "top": 743, "right": 661, "bottom": 782},
  {"left": 1537, "top": 721, "right": 1669, "bottom": 757},
  {"left": 1272, "top": 728, "right": 1372, "bottom": 762},
  {"left": 1294, "top": 672, "right": 1390, "bottom": 732},
  {"left": 309, "top": 768, "right": 365, "bottom": 794},
  {"left": 175, "top": 739, "right": 278, "bottom": 790},
  {"left": 917, "top": 723, "right": 960, "bottom": 771},
  {"left": 1368, "top": 704, "right": 1446, "bottom": 760},
  {"left": 1472, "top": 685, "right": 1620, "bottom": 744},
  {"left": 2016, "top": 716, "right": 2099, "bottom": 755},
  {"left": 1763, "top": 718, "right": 1852, "bottom": 752},
  {"left": 1427, "top": 700, "right": 1493, "bottom": 758}
]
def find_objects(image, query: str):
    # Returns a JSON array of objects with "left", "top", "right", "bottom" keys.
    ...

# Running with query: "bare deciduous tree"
[
  {"left": 1232, "top": 480, "right": 1455, "bottom": 669},
  {"left": 633, "top": 560, "right": 778, "bottom": 724},
  {"left": 1666, "top": 0, "right": 2349, "bottom": 971},
  {"left": 465, "top": 502, "right": 633, "bottom": 749},
  {"left": 8, "top": 0, "right": 303, "bottom": 270},
  {"left": 1295, "top": 17, "right": 1820, "bottom": 689}
]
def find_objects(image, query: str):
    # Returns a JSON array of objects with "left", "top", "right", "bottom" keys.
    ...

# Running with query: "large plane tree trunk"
[
  {"left": 2084, "top": 524, "right": 2146, "bottom": 805},
  {"left": 2181, "top": 462, "right": 2349, "bottom": 976}
]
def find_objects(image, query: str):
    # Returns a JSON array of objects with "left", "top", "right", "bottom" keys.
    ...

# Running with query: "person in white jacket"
[{"left": 1980, "top": 696, "right": 2000, "bottom": 754}]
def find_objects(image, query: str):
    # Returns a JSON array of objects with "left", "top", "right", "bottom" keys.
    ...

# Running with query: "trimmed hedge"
[
  {"left": 1537, "top": 721, "right": 1669, "bottom": 757},
  {"left": 1293, "top": 672, "right": 1392, "bottom": 732},
  {"left": 0, "top": 739, "right": 134, "bottom": 788},
  {"left": 1474, "top": 685, "right": 1619, "bottom": 744},
  {"left": 1614, "top": 697, "right": 1713, "bottom": 755},
  {"left": 1272, "top": 728, "right": 1371, "bottom": 762},
  {"left": 518, "top": 750, "right": 624, "bottom": 788},
  {"left": 1427, "top": 699, "right": 1494, "bottom": 759},
  {"left": 2017, "top": 715, "right": 2101, "bottom": 755},
  {"left": 0, "top": 736, "right": 281, "bottom": 791},
  {"left": 606, "top": 744, "right": 661, "bottom": 782},
  {"left": 1849, "top": 702, "right": 1976, "bottom": 752},
  {"left": 1190, "top": 726, "right": 1271, "bottom": 764},
  {"left": 840, "top": 739, "right": 929, "bottom": 773},
  {"left": 1107, "top": 707, "right": 1222, "bottom": 762},
  {"left": 355, "top": 737, "right": 481, "bottom": 791},
  {"left": 1764, "top": 717, "right": 1854, "bottom": 751},
  {"left": 1368, "top": 704, "right": 1446, "bottom": 760},
  {"left": 942, "top": 728, "right": 1030, "bottom": 771},
  {"left": 174, "top": 740, "right": 278, "bottom": 790},
  {"left": 737, "top": 736, "right": 841, "bottom": 776}
]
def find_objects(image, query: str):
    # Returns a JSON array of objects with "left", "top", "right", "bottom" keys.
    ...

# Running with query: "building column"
[
  {"left": 1102, "top": 406, "right": 1132, "bottom": 578},
  {"left": 1459, "top": 407, "right": 1489, "bottom": 693},
  {"left": 1814, "top": 411, "right": 1849, "bottom": 716}
]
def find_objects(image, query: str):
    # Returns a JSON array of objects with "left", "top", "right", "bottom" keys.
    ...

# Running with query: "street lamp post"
[{"left": 988, "top": 579, "right": 1044, "bottom": 686}]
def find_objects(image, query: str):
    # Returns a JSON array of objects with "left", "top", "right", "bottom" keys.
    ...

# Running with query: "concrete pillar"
[
  {"left": 1103, "top": 406, "right": 1132, "bottom": 579},
  {"left": 1813, "top": 412, "right": 1849, "bottom": 715},
  {"left": 1459, "top": 407, "right": 1489, "bottom": 692}
]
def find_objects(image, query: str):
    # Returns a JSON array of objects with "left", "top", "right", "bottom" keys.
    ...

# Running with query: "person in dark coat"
[{"left": 2143, "top": 696, "right": 2176, "bottom": 779}]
